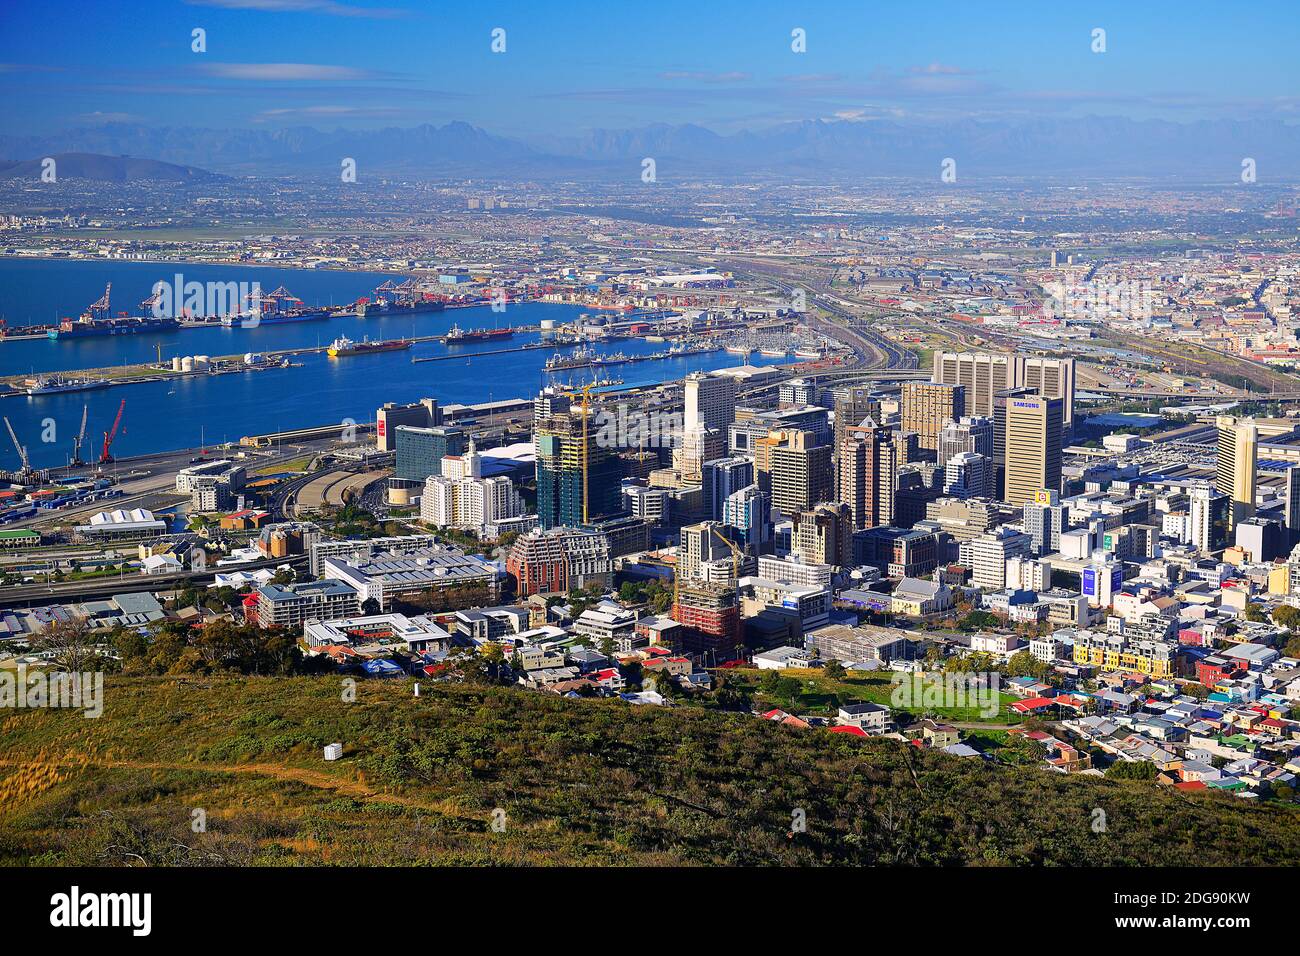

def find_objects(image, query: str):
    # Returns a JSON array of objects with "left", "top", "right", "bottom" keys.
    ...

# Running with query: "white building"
[{"left": 420, "top": 443, "right": 525, "bottom": 534}]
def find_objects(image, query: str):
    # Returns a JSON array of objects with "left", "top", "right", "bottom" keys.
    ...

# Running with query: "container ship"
[
  {"left": 25, "top": 374, "right": 112, "bottom": 396},
  {"left": 445, "top": 324, "right": 513, "bottom": 344},
  {"left": 220, "top": 286, "right": 332, "bottom": 327},
  {"left": 355, "top": 280, "right": 447, "bottom": 317},
  {"left": 47, "top": 284, "right": 182, "bottom": 340},
  {"left": 327, "top": 335, "right": 412, "bottom": 357}
]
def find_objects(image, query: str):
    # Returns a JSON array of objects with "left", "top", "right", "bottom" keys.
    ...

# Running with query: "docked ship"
[
  {"left": 47, "top": 284, "right": 182, "bottom": 340},
  {"left": 327, "top": 335, "right": 412, "bottom": 357},
  {"left": 545, "top": 347, "right": 596, "bottom": 371},
  {"left": 220, "top": 286, "right": 332, "bottom": 327},
  {"left": 25, "top": 374, "right": 111, "bottom": 396},
  {"left": 356, "top": 280, "right": 447, "bottom": 317},
  {"left": 444, "top": 324, "right": 513, "bottom": 344}
]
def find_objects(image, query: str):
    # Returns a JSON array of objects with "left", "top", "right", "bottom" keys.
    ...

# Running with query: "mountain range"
[{"left": 3, "top": 117, "right": 1299, "bottom": 182}]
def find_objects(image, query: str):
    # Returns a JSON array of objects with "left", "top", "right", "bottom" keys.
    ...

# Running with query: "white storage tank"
[
  {"left": 171, "top": 357, "right": 182, "bottom": 372},
  {"left": 180, "top": 356, "right": 194, "bottom": 372}
]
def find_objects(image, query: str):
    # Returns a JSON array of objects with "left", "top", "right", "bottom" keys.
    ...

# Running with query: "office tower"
[
  {"left": 938, "top": 415, "right": 994, "bottom": 467},
  {"left": 933, "top": 350, "right": 1074, "bottom": 430},
  {"left": 704, "top": 456, "right": 755, "bottom": 521},
  {"left": 761, "top": 429, "right": 833, "bottom": 519},
  {"left": 684, "top": 371, "right": 738, "bottom": 433},
  {"left": 394, "top": 425, "right": 466, "bottom": 481},
  {"left": 1017, "top": 356, "right": 1076, "bottom": 431},
  {"left": 1002, "top": 394, "right": 1063, "bottom": 508},
  {"left": 533, "top": 387, "right": 571, "bottom": 424},
  {"left": 966, "top": 526, "right": 1035, "bottom": 590},
  {"left": 794, "top": 502, "right": 854, "bottom": 568},
  {"left": 944, "top": 451, "right": 993, "bottom": 500},
  {"left": 535, "top": 409, "right": 622, "bottom": 529},
  {"left": 674, "top": 425, "right": 726, "bottom": 483},
  {"left": 1189, "top": 484, "right": 1231, "bottom": 553},
  {"left": 1286, "top": 466, "right": 1300, "bottom": 536},
  {"left": 723, "top": 483, "right": 772, "bottom": 554},
  {"left": 832, "top": 386, "right": 882, "bottom": 477},
  {"left": 932, "top": 351, "right": 1013, "bottom": 418},
  {"left": 1215, "top": 415, "right": 1258, "bottom": 527},
  {"left": 901, "top": 381, "right": 965, "bottom": 451},
  {"left": 376, "top": 399, "right": 441, "bottom": 452},
  {"left": 838, "top": 422, "right": 897, "bottom": 530},
  {"left": 778, "top": 378, "right": 818, "bottom": 407},
  {"left": 679, "top": 521, "right": 734, "bottom": 583},
  {"left": 1022, "top": 489, "right": 1068, "bottom": 556}
]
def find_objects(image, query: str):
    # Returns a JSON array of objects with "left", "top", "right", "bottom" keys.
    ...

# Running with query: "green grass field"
[{"left": 3, "top": 675, "right": 1297, "bottom": 867}]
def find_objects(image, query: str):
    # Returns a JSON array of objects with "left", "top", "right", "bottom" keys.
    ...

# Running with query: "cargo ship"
[
  {"left": 25, "top": 374, "right": 112, "bottom": 396},
  {"left": 327, "top": 335, "right": 412, "bottom": 357},
  {"left": 220, "top": 286, "right": 332, "bottom": 327},
  {"left": 47, "top": 284, "right": 182, "bottom": 340},
  {"left": 444, "top": 324, "right": 513, "bottom": 344},
  {"left": 355, "top": 280, "right": 447, "bottom": 317}
]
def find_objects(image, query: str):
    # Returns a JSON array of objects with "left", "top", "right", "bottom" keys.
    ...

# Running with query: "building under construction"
[
  {"left": 671, "top": 580, "right": 740, "bottom": 657},
  {"left": 534, "top": 407, "right": 621, "bottom": 530}
]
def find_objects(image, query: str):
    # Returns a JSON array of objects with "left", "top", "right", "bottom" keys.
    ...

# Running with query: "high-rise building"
[
  {"left": 723, "top": 483, "right": 772, "bottom": 555},
  {"left": 674, "top": 425, "right": 726, "bottom": 482},
  {"left": 1022, "top": 489, "right": 1068, "bottom": 556},
  {"left": 760, "top": 429, "right": 833, "bottom": 519},
  {"left": 535, "top": 409, "right": 623, "bottom": 529},
  {"left": 793, "top": 502, "right": 854, "bottom": 568},
  {"left": 901, "top": 381, "right": 965, "bottom": 451},
  {"left": 1286, "top": 466, "right": 1300, "bottom": 537},
  {"left": 938, "top": 415, "right": 994, "bottom": 467},
  {"left": 933, "top": 351, "right": 1074, "bottom": 429},
  {"left": 932, "top": 351, "right": 1013, "bottom": 419},
  {"left": 944, "top": 451, "right": 993, "bottom": 500},
  {"left": 394, "top": 425, "right": 466, "bottom": 482},
  {"left": 703, "top": 456, "right": 755, "bottom": 521},
  {"left": 838, "top": 422, "right": 897, "bottom": 530},
  {"left": 679, "top": 521, "right": 735, "bottom": 583},
  {"left": 832, "top": 386, "right": 882, "bottom": 489},
  {"left": 376, "top": 399, "right": 440, "bottom": 452},
  {"left": 778, "top": 378, "right": 819, "bottom": 407},
  {"left": 1215, "top": 415, "right": 1258, "bottom": 527},
  {"left": 1002, "top": 394, "right": 1063, "bottom": 508},
  {"left": 672, "top": 581, "right": 740, "bottom": 656},
  {"left": 684, "top": 371, "right": 738, "bottom": 433},
  {"left": 1189, "top": 484, "right": 1231, "bottom": 553}
]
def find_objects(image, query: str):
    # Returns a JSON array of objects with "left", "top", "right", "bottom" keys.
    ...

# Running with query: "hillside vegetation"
[{"left": 2, "top": 675, "right": 1297, "bottom": 866}]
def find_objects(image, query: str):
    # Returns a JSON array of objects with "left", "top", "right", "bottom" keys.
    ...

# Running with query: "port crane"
[
  {"left": 100, "top": 398, "right": 126, "bottom": 464},
  {"left": 70, "top": 404, "right": 89, "bottom": 467},
  {"left": 3, "top": 416, "right": 30, "bottom": 476}
]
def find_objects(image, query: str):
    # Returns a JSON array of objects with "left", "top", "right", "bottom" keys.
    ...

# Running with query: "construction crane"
[
  {"left": 100, "top": 398, "right": 126, "bottom": 464},
  {"left": 70, "top": 404, "right": 89, "bottom": 467},
  {"left": 3, "top": 416, "right": 30, "bottom": 476},
  {"left": 672, "top": 523, "right": 745, "bottom": 612}
]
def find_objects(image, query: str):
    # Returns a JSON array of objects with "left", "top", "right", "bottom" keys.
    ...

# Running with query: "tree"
[
  {"left": 1107, "top": 760, "right": 1158, "bottom": 781},
  {"left": 1272, "top": 604, "right": 1300, "bottom": 632},
  {"left": 33, "top": 616, "right": 102, "bottom": 672},
  {"left": 823, "top": 659, "right": 846, "bottom": 680},
  {"left": 1243, "top": 603, "right": 1267, "bottom": 623}
]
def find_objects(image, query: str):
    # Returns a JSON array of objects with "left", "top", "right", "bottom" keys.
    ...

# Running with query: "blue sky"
[{"left": 1, "top": 0, "right": 1297, "bottom": 137}]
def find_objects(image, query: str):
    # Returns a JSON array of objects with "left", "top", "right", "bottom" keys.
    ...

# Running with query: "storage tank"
[
  {"left": 171, "top": 357, "right": 182, "bottom": 372},
  {"left": 539, "top": 319, "right": 556, "bottom": 330},
  {"left": 180, "top": 356, "right": 194, "bottom": 372}
]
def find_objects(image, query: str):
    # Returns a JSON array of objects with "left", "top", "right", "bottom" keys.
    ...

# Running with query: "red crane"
[{"left": 100, "top": 398, "right": 125, "bottom": 464}]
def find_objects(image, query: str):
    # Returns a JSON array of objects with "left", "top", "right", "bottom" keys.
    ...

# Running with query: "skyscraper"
[
  {"left": 1285, "top": 466, "right": 1300, "bottom": 538},
  {"left": 1023, "top": 488, "right": 1068, "bottom": 556},
  {"left": 535, "top": 409, "right": 622, "bottom": 529},
  {"left": 832, "top": 385, "right": 881, "bottom": 471},
  {"left": 943, "top": 451, "right": 993, "bottom": 500},
  {"left": 723, "top": 483, "right": 772, "bottom": 555},
  {"left": 938, "top": 415, "right": 994, "bottom": 467},
  {"left": 684, "top": 371, "right": 738, "bottom": 433},
  {"left": 901, "top": 381, "right": 965, "bottom": 451},
  {"left": 838, "top": 422, "right": 897, "bottom": 530},
  {"left": 703, "top": 455, "right": 755, "bottom": 521},
  {"left": 793, "top": 502, "right": 854, "bottom": 567},
  {"left": 933, "top": 350, "right": 1075, "bottom": 430},
  {"left": 1215, "top": 415, "right": 1258, "bottom": 528},
  {"left": 760, "top": 429, "right": 832, "bottom": 519},
  {"left": 1002, "top": 394, "right": 1063, "bottom": 508}
]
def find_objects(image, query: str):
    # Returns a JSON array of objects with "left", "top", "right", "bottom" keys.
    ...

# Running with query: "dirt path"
[{"left": 0, "top": 756, "right": 463, "bottom": 816}]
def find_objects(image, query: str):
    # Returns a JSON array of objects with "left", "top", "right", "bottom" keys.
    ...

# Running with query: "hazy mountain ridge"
[{"left": 3, "top": 116, "right": 1299, "bottom": 180}]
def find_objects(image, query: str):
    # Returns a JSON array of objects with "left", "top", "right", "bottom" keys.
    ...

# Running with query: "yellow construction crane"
[
  {"left": 556, "top": 382, "right": 596, "bottom": 525},
  {"left": 673, "top": 523, "right": 745, "bottom": 612}
]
